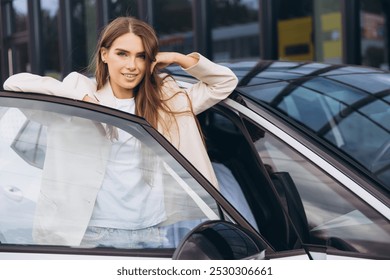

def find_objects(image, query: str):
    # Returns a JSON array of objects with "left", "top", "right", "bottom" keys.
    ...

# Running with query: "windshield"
[{"left": 239, "top": 68, "right": 390, "bottom": 191}]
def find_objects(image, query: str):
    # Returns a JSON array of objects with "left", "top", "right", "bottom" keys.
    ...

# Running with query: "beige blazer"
[{"left": 3, "top": 53, "right": 238, "bottom": 245}]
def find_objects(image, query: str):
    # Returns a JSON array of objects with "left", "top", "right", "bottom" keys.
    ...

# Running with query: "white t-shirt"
[
  {"left": 212, "top": 162, "right": 258, "bottom": 231},
  {"left": 89, "top": 97, "right": 166, "bottom": 229}
]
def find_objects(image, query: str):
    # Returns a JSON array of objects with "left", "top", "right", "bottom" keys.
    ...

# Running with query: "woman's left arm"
[
  {"left": 154, "top": 52, "right": 238, "bottom": 115},
  {"left": 152, "top": 52, "right": 199, "bottom": 70}
]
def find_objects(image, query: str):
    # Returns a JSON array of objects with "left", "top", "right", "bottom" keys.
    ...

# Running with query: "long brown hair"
[
  {"left": 92, "top": 16, "right": 187, "bottom": 134},
  {"left": 91, "top": 17, "right": 205, "bottom": 186}
]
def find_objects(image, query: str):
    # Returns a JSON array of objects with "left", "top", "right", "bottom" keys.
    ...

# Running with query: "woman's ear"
[{"left": 101, "top": 47, "right": 108, "bottom": 63}]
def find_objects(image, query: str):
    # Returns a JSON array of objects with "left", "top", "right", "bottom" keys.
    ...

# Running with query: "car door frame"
[
  {"left": 0, "top": 90, "right": 272, "bottom": 259},
  {"left": 221, "top": 95, "right": 390, "bottom": 260}
]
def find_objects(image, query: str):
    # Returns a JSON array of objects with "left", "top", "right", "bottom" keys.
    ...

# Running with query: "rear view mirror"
[{"left": 172, "top": 220, "right": 266, "bottom": 260}]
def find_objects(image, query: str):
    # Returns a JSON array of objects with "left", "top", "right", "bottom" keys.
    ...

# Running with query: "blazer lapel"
[
  {"left": 94, "top": 82, "right": 118, "bottom": 140},
  {"left": 95, "top": 82, "right": 116, "bottom": 108}
]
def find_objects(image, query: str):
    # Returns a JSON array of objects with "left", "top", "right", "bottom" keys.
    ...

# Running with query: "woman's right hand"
[
  {"left": 151, "top": 52, "right": 199, "bottom": 73},
  {"left": 82, "top": 94, "right": 100, "bottom": 104}
]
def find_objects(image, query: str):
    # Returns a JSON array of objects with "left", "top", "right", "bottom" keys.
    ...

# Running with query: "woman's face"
[{"left": 101, "top": 32, "right": 147, "bottom": 99}]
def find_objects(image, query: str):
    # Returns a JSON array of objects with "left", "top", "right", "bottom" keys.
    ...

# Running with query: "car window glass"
[
  {"left": 290, "top": 82, "right": 389, "bottom": 190},
  {"left": 319, "top": 66, "right": 382, "bottom": 76},
  {"left": 241, "top": 82, "right": 289, "bottom": 103},
  {"left": 243, "top": 78, "right": 390, "bottom": 191},
  {"left": 359, "top": 99, "right": 390, "bottom": 131},
  {"left": 249, "top": 127, "right": 390, "bottom": 257},
  {"left": 304, "top": 77, "right": 368, "bottom": 104},
  {"left": 329, "top": 73, "right": 390, "bottom": 93},
  {"left": 254, "top": 71, "right": 302, "bottom": 81},
  {"left": 0, "top": 102, "right": 219, "bottom": 249},
  {"left": 198, "top": 111, "right": 261, "bottom": 232},
  {"left": 282, "top": 63, "right": 330, "bottom": 75},
  {"left": 200, "top": 109, "right": 302, "bottom": 251}
]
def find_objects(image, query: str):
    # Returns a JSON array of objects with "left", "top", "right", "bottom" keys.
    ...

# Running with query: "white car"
[{"left": 0, "top": 60, "right": 389, "bottom": 260}]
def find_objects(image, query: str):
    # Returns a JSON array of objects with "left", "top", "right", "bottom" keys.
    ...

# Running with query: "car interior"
[{"left": 197, "top": 104, "right": 309, "bottom": 251}]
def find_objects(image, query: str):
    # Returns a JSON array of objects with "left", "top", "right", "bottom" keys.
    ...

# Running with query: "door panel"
[{"left": 0, "top": 95, "right": 220, "bottom": 258}]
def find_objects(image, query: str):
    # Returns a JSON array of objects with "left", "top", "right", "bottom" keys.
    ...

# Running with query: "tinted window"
[
  {"left": 242, "top": 74, "right": 390, "bottom": 190},
  {"left": 0, "top": 99, "right": 219, "bottom": 250},
  {"left": 329, "top": 73, "right": 390, "bottom": 93},
  {"left": 200, "top": 104, "right": 389, "bottom": 257},
  {"left": 249, "top": 124, "right": 390, "bottom": 257}
]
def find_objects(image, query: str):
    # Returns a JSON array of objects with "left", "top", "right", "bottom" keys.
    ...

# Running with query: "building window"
[
  {"left": 4, "top": 0, "right": 30, "bottom": 75},
  {"left": 277, "top": 0, "right": 314, "bottom": 61},
  {"left": 107, "top": 0, "right": 138, "bottom": 21},
  {"left": 11, "top": 0, "right": 28, "bottom": 34},
  {"left": 41, "top": 0, "right": 60, "bottom": 78},
  {"left": 313, "top": 0, "right": 342, "bottom": 63},
  {"left": 12, "top": 43, "right": 29, "bottom": 72},
  {"left": 361, "top": 0, "right": 387, "bottom": 69},
  {"left": 85, "top": 0, "right": 98, "bottom": 69},
  {"left": 153, "top": 0, "right": 193, "bottom": 54},
  {"left": 211, "top": 0, "right": 260, "bottom": 61}
]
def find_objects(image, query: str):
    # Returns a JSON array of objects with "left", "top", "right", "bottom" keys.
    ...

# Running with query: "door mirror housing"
[{"left": 172, "top": 220, "right": 266, "bottom": 260}]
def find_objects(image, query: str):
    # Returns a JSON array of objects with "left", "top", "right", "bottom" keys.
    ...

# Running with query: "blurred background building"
[{"left": 1, "top": 0, "right": 390, "bottom": 83}]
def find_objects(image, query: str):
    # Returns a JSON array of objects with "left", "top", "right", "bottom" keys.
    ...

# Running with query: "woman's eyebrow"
[
  {"left": 114, "top": 48, "right": 145, "bottom": 55},
  {"left": 114, "top": 48, "right": 129, "bottom": 53}
]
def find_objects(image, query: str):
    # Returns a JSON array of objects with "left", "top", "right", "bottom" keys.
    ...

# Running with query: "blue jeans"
[{"left": 80, "top": 226, "right": 171, "bottom": 249}]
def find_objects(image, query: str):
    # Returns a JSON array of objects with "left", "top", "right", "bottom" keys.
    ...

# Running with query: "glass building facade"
[{"left": 1, "top": 0, "right": 390, "bottom": 84}]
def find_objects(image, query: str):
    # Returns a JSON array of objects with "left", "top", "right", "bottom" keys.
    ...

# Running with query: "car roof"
[{"left": 166, "top": 60, "right": 388, "bottom": 87}]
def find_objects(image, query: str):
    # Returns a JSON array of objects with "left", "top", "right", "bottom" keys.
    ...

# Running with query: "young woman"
[{"left": 3, "top": 17, "right": 238, "bottom": 248}]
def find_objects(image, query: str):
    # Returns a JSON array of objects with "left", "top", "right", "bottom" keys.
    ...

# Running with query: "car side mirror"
[{"left": 172, "top": 220, "right": 266, "bottom": 260}]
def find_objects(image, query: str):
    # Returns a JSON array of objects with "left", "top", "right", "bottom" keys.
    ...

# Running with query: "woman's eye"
[
  {"left": 137, "top": 53, "right": 146, "bottom": 59},
  {"left": 117, "top": 52, "right": 127, "bottom": 57}
]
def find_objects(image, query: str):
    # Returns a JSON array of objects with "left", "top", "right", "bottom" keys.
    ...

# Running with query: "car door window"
[
  {"left": 198, "top": 108, "right": 297, "bottom": 251},
  {"left": 0, "top": 99, "right": 219, "bottom": 250},
  {"left": 246, "top": 120, "right": 390, "bottom": 257}
]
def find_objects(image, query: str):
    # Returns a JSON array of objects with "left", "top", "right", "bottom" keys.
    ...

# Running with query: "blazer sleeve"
[
  {"left": 182, "top": 53, "right": 238, "bottom": 115},
  {"left": 3, "top": 72, "right": 95, "bottom": 100},
  {"left": 3, "top": 72, "right": 96, "bottom": 126}
]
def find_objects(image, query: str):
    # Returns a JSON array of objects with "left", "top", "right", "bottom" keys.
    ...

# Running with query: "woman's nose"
[{"left": 126, "top": 57, "right": 136, "bottom": 70}]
